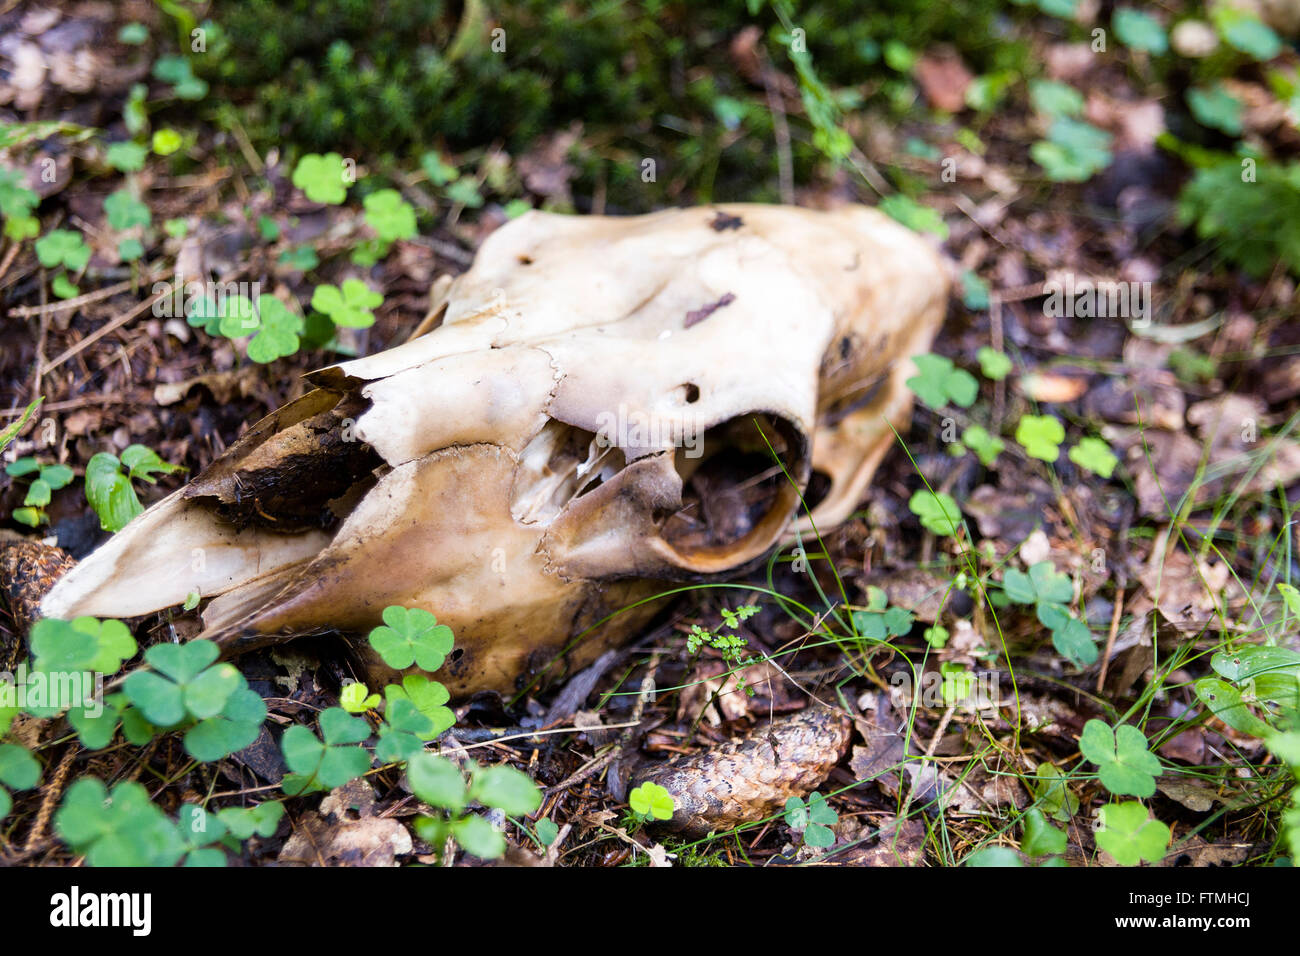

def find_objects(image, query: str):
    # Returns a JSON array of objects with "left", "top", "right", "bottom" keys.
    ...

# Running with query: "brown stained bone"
[
  {"left": 42, "top": 204, "right": 949, "bottom": 697},
  {"left": 631, "top": 706, "right": 852, "bottom": 837}
]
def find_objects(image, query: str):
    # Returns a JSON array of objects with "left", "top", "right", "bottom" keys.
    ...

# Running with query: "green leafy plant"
[
  {"left": 1028, "top": 79, "right": 1084, "bottom": 119},
  {"left": 34, "top": 229, "right": 90, "bottom": 272},
  {"left": 1030, "top": 762, "right": 1079, "bottom": 822},
  {"left": 906, "top": 353, "right": 978, "bottom": 408},
  {"left": 685, "top": 604, "right": 761, "bottom": 692},
  {"left": 0, "top": 167, "right": 40, "bottom": 240},
  {"left": 0, "top": 397, "right": 41, "bottom": 455},
  {"left": 220, "top": 294, "right": 305, "bottom": 362},
  {"left": 908, "top": 488, "right": 962, "bottom": 536},
  {"left": 1031, "top": 118, "right": 1113, "bottom": 182},
  {"left": 1095, "top": 801, "right": 1170, "bottom": 865},
  {"left": 851, "top": 587, "right": 914, "bottom": 641},
  {"left": 367, "top": 605, "right": 454, "bottom": 671},
  {"left": 408, "top": 753, "right": 542, "bottom": 859},
  {"left": 1211, "top": 6, "right": 1282, "bottom": 61},
  {"left": 0, "top": 742, "right": 40, "bottom": 821},
  {"left": 1003, "top": 560, "right": 1096, "bottom": 666},
  {"left": 1020, "top": 807, "right": 1067, "bottom": 860},
  {"left": 218, "top": 802, "right": 285, "bottom": 840},
  {"left": 281, "top": 706, "right": 372, "bottom": 795},
  {"left": 55, "top": 778, "right": 186, "bottom": 866},
  {"left": 628, "top": 781, "right": 675, "bottom": 822},
  {"left": 340, "top": 681, "right": 381, "bottom": 714},
  {"left": 976, "top": 346, "right": 1012, "bottom": 381},
  {"left": 363, "top": 188, "right": 417, "bottom": 243},
  {"left": 105, "top": 140, "right": 148, "bottom": 172},
  {"left": 1068, "top": 436, "right": 1119, "bottom": 478},
  {"left": 292, "top": 152, "right": 350, "bottom": 204},
  {"left": 28, "top": 617, "right": 137, "bottom": 697},
  {"left": 1187, "top": 85, "right": 1243, "bottom": 136},
  {"left": 879, "top": 194, "right": 947, "bottom": 238},
  {"left": 1177, "top": 155, "right": 1300, "bottom": 279},
  {"left": 122, "top": 640, "right": 266, "bottom": 761},
  {"left": 4, "top": 457, "right": 74, "bottom": 526},
  {"left": 85, "top": 444, "right": 184, "bottom": 532},
  {"left": 784, "top": 792, "right": 837, "bottom": 848},
  {"left": 961, "top": 425, "right": 1005, "bottom": 467},
  {"left": 1079, "top": 719, "right": 1162, "bottom": 797},
  {"left": 153, "top": 55, "right": 208, "bottom": 99},
  {"left": 1015, "top": 414, "right": 1064, "bottom": 462},
  {"left": 311, "top": 279, "right": 383, "bottom": 329},
  {"left": 103, "top": 190, "right": 151, "bottom": 230},
  {"left": 1112, "top": 8, "right": 1167, "bottom": 54}
]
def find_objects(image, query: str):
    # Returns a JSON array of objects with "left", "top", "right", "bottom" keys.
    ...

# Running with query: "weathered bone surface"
[{"left": 42, "top": 204, "right": 948, "bottom": 695}]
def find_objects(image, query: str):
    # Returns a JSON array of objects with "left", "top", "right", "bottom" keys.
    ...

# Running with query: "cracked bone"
[{"left": 42, "top": 204, "right": 949, "bottom": 696}]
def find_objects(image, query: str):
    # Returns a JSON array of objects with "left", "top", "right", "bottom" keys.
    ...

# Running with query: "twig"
[
  {"left": 41, "top": 287, "right": 170, "bottom": 375},
  {"left": 1095, "top": 585, "right": 1127, "bottom": 694},
  {"left": 6, "top": 270, "right": 170, "bottom": 317}
]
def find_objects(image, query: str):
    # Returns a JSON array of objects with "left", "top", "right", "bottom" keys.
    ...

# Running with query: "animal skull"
[{"left": 42, "top": 204, "right": 948, "bottom": 696}]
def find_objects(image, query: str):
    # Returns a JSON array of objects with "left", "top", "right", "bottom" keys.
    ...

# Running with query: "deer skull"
[{"left": 42, "top": 204, "right": 948, "bottom": 695}]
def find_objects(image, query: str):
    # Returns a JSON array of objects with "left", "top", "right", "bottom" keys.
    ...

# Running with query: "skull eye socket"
[{"left": 660, "top": 413, "right": 808, "bottom": 569}]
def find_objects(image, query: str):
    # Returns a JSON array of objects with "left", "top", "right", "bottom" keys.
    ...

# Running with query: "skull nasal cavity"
[
  {"left": 661, "top": 414, "right": 807, "bottom": 560},
  {"left": 511, "top": 419, "right": 627, "bottom": 525}
]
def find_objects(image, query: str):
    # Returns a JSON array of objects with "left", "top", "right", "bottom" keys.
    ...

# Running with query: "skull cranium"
[{"left": 42, "top": 204, "right": 948, "bottom": 695}]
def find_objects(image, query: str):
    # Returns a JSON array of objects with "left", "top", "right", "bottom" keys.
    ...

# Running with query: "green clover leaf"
[
  {"left": 879, "top": 194, "right": 948, "bottom": 239},
  {"left": 0, "top": 742, "right": 41, "bottom": 821},
  {"left": 30, "top": 616, "right": 137, "bottom": 677},
  {"left": 34, "top": 229, "right": 91, "bottom": 272},
  {"left": 1037, "top": 602, "right": 1098, "bottom": 667},
  {"left": 281, "top": 707, "right": 372, "bottom": 794},
  {"left": 0, "top": 168, "right": 39, "bottom": 220},
  {"left": 152, "top": 128, "right": 183, "bottom": 156},
  {"left": 976, "top": 346, "right": 1012, "bottom": 381},
  {"left": 470, "top": 765, "right": 542, "bottom": 816},
  {"left": 452, "top": 814, "right": 505, "bottom": 858},
  {"left": 1112, "top": 8, "right": 1167, "bottom": 54},
  {"left": 363, "top": 188, "right": 417, "bottom": 243},
  {"left": 55, "top": 778, "right": 185, "bottom": 867},
  {"left": 1095, "top": 801, "right": 1170, "bottom": 866},
  {"left": 1079, "top": 719, "right": 1162, "bottom": 797},
  {"left": 962, "top": 425, "right": 1004, "bottom": 467},
  {"left": 122, "top": 639, "right": 240, "bottom": 728},
  {"left": 375, "top": 698, "right": 434, "bottom": 762},
  {"left": 1003, "top": 561, "right": 1073, "bottom": 605},
  {"left": 1031, "top": 118, "right": 1113, "bottom": 182},
  {"left": 311, "top": 279, "right": 383, "bottom": 329},
  {"left": 105, "top": 140, "right": 148, "bottom": 172},
  {"left": 153, "top": 55, "right": 208, "bottom": 100},
  {"left": 1028, "top": 79, "right": 1085, "bottom": 119},
  {"left": 1030, "top": 762, "right": 1079, "bottom": 822},
  {"left": 420, "top": 150, "right": 460, "bottom": 186},
  {"left": 407, "top": 752, "right": 467, "bottom": 812},
  {"left": 292, "top": 152, "right": 349, "bottom": 205},
  {"left": 1021, "top": 807, "right": 1067, "bottom": 857},
  {"left": 906, "top": 353, "right": 978, "bottom": 408},
  {"left": 175, "top": 804, "right": 229, "bottom": 867},
  {"left": 1068, "top": 436, "right": 1119, "bottom": 478},
  {"left": 908, "top": 488, "right": 962, "bottom": 536},
  {"left": 629, "top": 781, "right": 675, "bottom": 821},
  {"left": 340, "top": 681, "right": 381, "bottom": 714},
  {"left": 278, "top": 245, "right": 319, "bottom": 272},
  {"left": 965, "top": 846, "right": 1023, "bottom": 866},
  {"left": 367, "top": 605, "right": 454, "bottom": 672},
  {"left": 245, "top": 295, "right": 304, "bottom": 363},
  {"left": 104, "top": 189, "right": 151, "bottom": 230},
  {"left": 217, "top": 802, "right": 284, "bottom": 840},
  {"left": 383, "top": 674, "right": 454, "bottom": 739},
  {"left": 1015, "top": 414, "right": 1065, "bottom": 462},
  {"left": 960, "top": 270, "right": 991, "bottom": 310},
  {"left": 1213, "top": 8, "right": 1282, "bottom": 60},
  {"left": 1186, "top": 85, "right": 1243, "bottom": 136}
]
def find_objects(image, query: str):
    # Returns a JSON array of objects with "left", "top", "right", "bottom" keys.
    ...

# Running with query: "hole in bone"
[
  {"left": 511, "top": 419, "right": 627, "bottom": 525},
  {"left": 661, "top": 413, "right": 804, "bottom": 554},
  {"left": 681, "top": 383, "right": 701, "bottom": 404},
  {"left": 802, "top": 469, "right": 833, "bottom": 513},
  {"left": 198, "top": 391, "right": 384, "bottom": 534}
]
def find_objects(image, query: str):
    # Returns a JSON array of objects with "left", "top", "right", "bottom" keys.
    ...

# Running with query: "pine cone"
[
  {"left": 0, "top": 538, "right": 77, "bottom": 670},
  {"left": 632, "top": 706, "right": 851, "bottom": 837}
]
